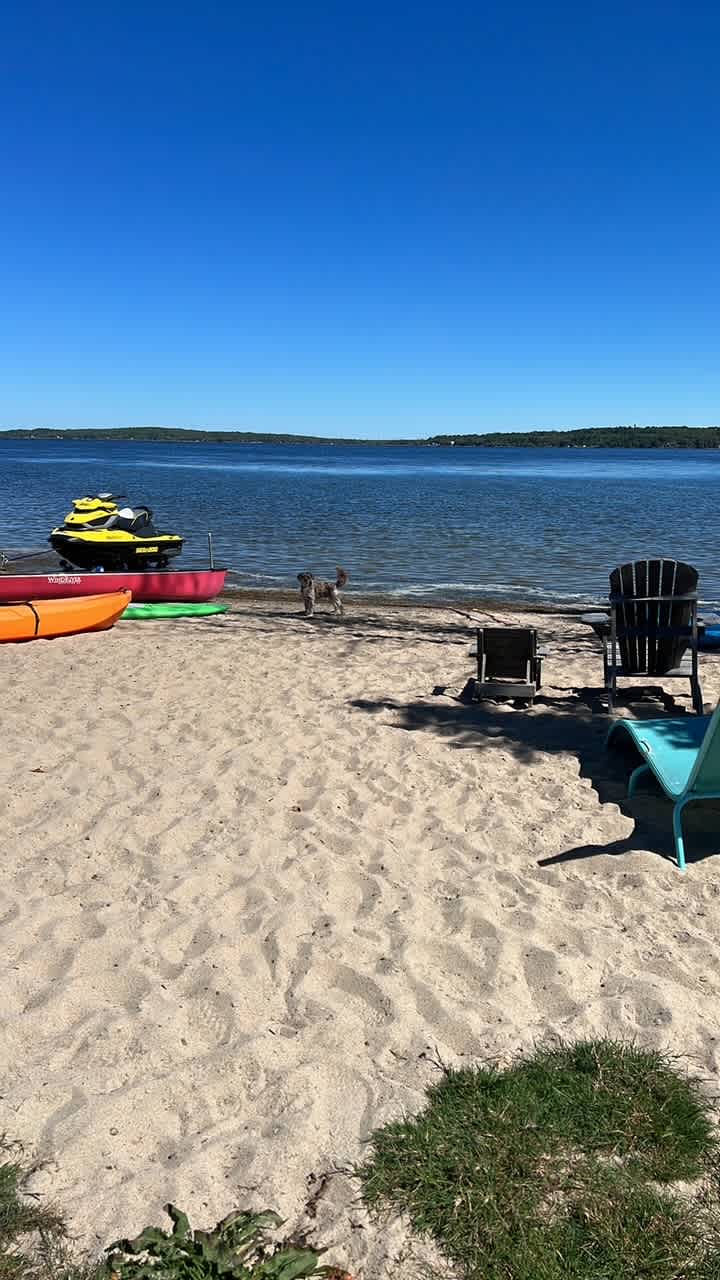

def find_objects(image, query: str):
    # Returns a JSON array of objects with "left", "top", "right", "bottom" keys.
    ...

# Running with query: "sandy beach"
[{"left": 2, "top": 597, "right": 720, "bottom": 1275}]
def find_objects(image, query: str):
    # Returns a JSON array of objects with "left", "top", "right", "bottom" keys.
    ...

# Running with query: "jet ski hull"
[{"left": 49, "top": 530, "right": 184, "bottom": 570}]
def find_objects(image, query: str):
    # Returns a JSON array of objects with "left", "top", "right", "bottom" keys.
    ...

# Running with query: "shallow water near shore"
[{"left": 2, "top": 438, "right": 719, "bottom": 604}]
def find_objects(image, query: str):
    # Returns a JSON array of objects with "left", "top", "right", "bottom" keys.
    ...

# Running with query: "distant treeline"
[
  {"left": 428, "top": 426, "right": 720, "bottom": 448},
  {"left": 1, "top": 425, "right": 720, "bottom": 448},
  {"left": 0, "top": 427, "right": 361, "bottom": 444}
]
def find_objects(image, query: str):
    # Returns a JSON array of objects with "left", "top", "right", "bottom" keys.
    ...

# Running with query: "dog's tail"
[{"left": 336, "top": 566, "right": 349, "bottom": 589}]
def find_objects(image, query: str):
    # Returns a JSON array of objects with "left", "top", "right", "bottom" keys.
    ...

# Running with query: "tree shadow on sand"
[
  {"left": 349, "top": 686, "right": 720, "bottom": 868},
  {"left": 157, "top": 606, "right": 481, "bottom": 647}
]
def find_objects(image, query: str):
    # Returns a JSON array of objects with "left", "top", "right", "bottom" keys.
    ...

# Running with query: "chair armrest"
[{"left": 580, "top": 613, "right": 611, "bottom": 640}]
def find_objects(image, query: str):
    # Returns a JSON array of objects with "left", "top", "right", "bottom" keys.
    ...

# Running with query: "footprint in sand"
[
  {"left": 522, "top": 945, "right": 579, "bottom": 1020},
  {"left": 185, "top": 979, "right": 236, "bottom": 1048},
  {"left": 329, "top": 961, "right": 393, "bottom": 1022}
]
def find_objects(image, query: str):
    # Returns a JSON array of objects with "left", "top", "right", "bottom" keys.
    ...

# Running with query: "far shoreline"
[{"left": 2, "top": 426, "right": 720, "bottom": 449}]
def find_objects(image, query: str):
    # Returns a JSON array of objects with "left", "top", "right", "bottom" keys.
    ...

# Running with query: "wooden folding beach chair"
[
  {"left": 598, "top": 559, "right": 703, "bottom": 714},
  {"left": 474, "top": 627, "right": 544, "bottom": 704},
  {"left": 607, "top": 700, "right": 720, "bottom": 869}
]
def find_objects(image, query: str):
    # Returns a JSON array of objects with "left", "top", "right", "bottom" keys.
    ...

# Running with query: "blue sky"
[{"left": 1, "top": 1, "right": 718, "bottom": 438}]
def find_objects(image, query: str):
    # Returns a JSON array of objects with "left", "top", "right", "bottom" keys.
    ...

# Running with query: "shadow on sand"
[
  {"left": 146, "top": 605, "right": 482, "bottom": 647},
  {"left": 124, "top": 604, "right": 719, "bottom": 866},
  {"left": 350, "top": 686, "right": 720, "bottom": 868}
]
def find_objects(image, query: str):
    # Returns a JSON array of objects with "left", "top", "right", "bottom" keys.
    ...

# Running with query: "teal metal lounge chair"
[{"left": 607, "top": 701, "right": 720, "bottom": 869}]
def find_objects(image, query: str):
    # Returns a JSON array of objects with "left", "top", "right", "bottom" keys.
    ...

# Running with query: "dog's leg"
[
  {"left": 335, "top": 592, "right": 344, "bottom": 615},
  {"left": 305, "top": 582, "right": 315, "bottom": 617}
]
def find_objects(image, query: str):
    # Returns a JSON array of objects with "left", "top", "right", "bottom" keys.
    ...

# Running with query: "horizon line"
[{"left": 1, "top": 422, "right": 719, "bottom": 440}]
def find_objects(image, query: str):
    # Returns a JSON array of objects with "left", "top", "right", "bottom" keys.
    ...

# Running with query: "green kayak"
[{"left": 122, "top": 602, "right": 228, "bottom": 620}]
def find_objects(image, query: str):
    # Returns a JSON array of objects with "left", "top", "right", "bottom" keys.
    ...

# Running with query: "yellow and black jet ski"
[{"left": 49, "top": 499, "right": 184, "bottom": 571}]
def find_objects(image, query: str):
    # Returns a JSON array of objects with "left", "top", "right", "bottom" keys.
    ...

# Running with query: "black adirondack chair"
[
  {"left": 474, "top": 627, "right": 544, "bottom": 703},
  {"left": 603, "top": 559, "right": 703, "bottom": 713}
]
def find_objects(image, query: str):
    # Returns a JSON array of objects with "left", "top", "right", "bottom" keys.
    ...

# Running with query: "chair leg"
[
  {"left": 605, "top": 655, "right": 617, "bottom": 712},
  {"left": 672, "top": 801, "right": 687, "bottom": 871},
  {"left": 691, "top": 678, "right": 704, "bottom": 715},
  {"left": 628, "top": 762, "right": 651, "bottom": 796}
]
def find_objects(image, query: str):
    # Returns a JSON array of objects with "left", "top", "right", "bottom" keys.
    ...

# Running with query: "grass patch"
[
  {"left": 0, "top": 1136, "right": 99, "bottom": 1280},
  {"left": 358, "top": 1039, "right": 720, "bottom": 1279}
]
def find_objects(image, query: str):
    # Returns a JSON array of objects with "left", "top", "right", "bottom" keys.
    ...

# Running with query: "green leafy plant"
[
  {"left": 1, "top": 1141, "right": 347, "bottom": 1280},
  {"left": 106, "top": 1205, "right": 344, "bottom": 1280}
]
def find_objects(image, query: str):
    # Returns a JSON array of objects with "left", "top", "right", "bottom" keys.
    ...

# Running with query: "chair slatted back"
[
  {"left": 609, "top": 559, "right": 698, "bottom": 676},
  {"left": 477, "top": 627, "right": 537, "bottom": 681}
]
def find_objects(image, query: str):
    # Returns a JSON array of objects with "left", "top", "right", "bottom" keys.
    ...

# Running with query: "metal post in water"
[{"left": 207, "top": 532, "right": 215, "bottom": 570}]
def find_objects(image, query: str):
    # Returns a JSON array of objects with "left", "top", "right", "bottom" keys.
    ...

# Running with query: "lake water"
[{"left": 1, "top": 438, "right": 718, "bottom": 605}]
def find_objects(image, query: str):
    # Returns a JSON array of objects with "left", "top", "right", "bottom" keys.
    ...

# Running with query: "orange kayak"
[{"left": 0, "top": 590, "right": 132, "bottom": 643}]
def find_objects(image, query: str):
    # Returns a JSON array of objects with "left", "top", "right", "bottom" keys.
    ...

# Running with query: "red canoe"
[{"left": 0, "top": 568, "right": 227, "bottom": 603}]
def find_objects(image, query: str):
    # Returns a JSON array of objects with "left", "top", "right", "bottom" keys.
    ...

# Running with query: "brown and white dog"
[{"left": 297, "top": 567, "right": 348, "bottom": 617}]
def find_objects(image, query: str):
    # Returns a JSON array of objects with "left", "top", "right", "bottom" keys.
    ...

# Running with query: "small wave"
[
  {"left": 224, "top": 570, "right": 289, "bottom": 583},
  {"left": 389, "top": 581, "right": 601, "bottom": 602},
  {"left": 140, "top": 459, "right": 455, "bottom": 477},
  {"left": 217, "top": 571, "right": 603, "bottom": 602},
  {"left": 10, "top": 454, "right": 107, "bottom": 466}
]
